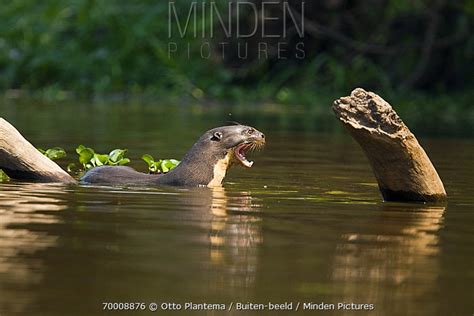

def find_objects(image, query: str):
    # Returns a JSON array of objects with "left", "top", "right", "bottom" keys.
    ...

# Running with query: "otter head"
[
  {"left": 171, "top": 124, "right": 265, "bottom": 187},
  {"left": 206, "top": 125, "right": 266, "bottom": 168}
]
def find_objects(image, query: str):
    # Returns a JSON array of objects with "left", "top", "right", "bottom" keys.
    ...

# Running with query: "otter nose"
[{"left": 260, "top": 133, "right": 265, "bottom": 139}]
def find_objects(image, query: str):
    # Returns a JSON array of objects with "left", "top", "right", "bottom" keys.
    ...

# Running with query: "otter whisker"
[
  {"left": 253, "top": 143, "right": 264, "bottom": 151},
  {"left": 247, "top": 142, "right": 264, "bottom": 153}
]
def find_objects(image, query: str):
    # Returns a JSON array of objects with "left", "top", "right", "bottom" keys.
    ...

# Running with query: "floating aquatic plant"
[
  {"left": 38, "top": 147, "right": 67, "bottom": 161},
  {"left": 142, "top": 154, "right": 180, "bottom": 174},
  {"left": 75, "top": 145, "right": 131, "bottom": 171},
  {"left": 0, "top": 169, "right": 10, "bottom": 182},
  {"left": 0, "top": 144, "right": 180, "bottom": 179}
]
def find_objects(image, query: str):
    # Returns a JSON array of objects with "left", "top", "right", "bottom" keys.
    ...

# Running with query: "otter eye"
[
  {"left": 246, "top": 128, "right": 255, "bottom": 135},
  {"left": 211, "top": 131, "right": 223, "bottom": 141}
]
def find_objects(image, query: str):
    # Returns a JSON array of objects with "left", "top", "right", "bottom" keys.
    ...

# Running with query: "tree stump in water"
[
  {"left": 0, "top": 118, "right": 75, "bottom": 183},
  {"left": 333, "top": 88, "right": 447, "bottom": 202}
]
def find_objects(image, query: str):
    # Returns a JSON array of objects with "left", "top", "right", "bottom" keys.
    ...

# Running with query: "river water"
[{"left": 0, "top": 101, "right": 473, "bottom": 315}]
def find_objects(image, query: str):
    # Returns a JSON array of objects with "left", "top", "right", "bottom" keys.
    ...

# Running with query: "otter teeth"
[
  {"left": 242, "top": 160, "right": 254, "bottom": 168},
  {"left": 235, "top": 144, "right": 254, "bottom": 168}
]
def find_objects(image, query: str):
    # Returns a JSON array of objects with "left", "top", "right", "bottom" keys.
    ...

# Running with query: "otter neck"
[
  {"left": 207, "top": 151, "right": 233, "bottom": 187},
  {"left": 154, "top": 144, "right": 233, "bottom": 187}
]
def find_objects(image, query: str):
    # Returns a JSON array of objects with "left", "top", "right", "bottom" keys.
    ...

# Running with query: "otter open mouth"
[{"left": 234, "top": 142, "right": 263, "bottom": 168}]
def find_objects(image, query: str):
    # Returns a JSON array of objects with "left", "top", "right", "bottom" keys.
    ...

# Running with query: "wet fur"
[{"left": 80, "top": 125, "right": 264, "bottom": 187}]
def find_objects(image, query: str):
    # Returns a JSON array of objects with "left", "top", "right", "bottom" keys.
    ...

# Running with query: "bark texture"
[
  {"left": 0, "top": 118, "right": 75, "bottom": 183},
  {"left": 333, "top": 88, "right": 447, "bottom": 202}
]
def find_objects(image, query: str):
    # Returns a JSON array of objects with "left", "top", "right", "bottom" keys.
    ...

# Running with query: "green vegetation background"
[{"left": 0, "top": 0, "right": 473, "bottom": 112}]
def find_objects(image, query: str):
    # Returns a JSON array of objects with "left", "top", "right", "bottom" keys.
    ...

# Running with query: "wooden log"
[
  {"left": 0, "top": 118, "right": 76, "bottom": 183},
  {"left": 333, "top": 88, "right": 447, "bottom": 202}
]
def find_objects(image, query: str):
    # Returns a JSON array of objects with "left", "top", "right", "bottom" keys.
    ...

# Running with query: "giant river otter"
[{"left": 80, "top": 125, "right": 265, "bottom": 187}]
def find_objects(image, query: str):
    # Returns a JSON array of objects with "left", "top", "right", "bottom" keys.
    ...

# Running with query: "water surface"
[{"left": 0, "top": 102, "right": 473, "bottom": 315}]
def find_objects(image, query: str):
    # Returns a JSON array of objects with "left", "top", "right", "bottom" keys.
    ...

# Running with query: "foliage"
[
  {"left": 69, "top": 145, "right": 179, "bottom": 175},
  {"left": 75, "top": 145, "right": 130, "bottom": 171},
  {"left": 0, "top": 170, "right": 10, "bottom": 182},
  {"left": 38, "top": 147, "right": 67, "bottom": 160},
  {"left": 0, "top": 0, "right": 472, "bottom": 103},
  {"left": 0, "top": 1, "right": 226, "bottom": 99},
  {"left": 142, "top": 154, "right": 180, "bottom": 174}
]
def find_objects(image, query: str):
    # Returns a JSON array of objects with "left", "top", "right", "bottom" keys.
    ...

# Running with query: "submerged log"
[
  {"left": 333, "top": 88, "right": 447, "bottom": 202},
  {"left": 0, "top": 118, "right": 75, "bottom": 183}
]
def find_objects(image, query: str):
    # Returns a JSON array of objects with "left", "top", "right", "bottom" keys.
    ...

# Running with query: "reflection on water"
[
  {"left": 207, "top": 187, "right": 262, "bottom": 294},
  {"left": 0, "top": 128, "right": 473, "bottom": 315},
  {"left": 0, "top": 183, "right": 68, "bottom": 314},
  {"left": 0, "top": 183, "right": 264, "bottom": 315},
  {"left": 333, "top": 204, "right": 445, "bottom": 316}
]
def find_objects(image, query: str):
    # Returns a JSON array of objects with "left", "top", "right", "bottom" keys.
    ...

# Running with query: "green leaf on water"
[
  {"left": 92, "top": 154, "right": 109, "bottom": 166},
  {"left": 77, "top": 147, "right": 95, "bottom": 165},
  {"left": 118, "top": 158, "right": 130, "bottom": 165},
  {"left": 141, "top": 154, "right": 179, "bottom": 174},
  {"left": 169, "top": 159, "right": 180, "bottom": 165},
  {"left": 38, "top": 147, "right": 67, "bottom": 161},
  {"left": 108, "top": 149, "right": 127, "bottom": 164},
  {"left": 141, "top": 154, "right": 154, "bottom": 166},
  {"left": 162, "top": 159, "right": 179, "bottom": 171},
  {"left": 67, "top": 163, "right": 77, "bottom": 173},
  {"left": 46, "top": 147, "right": 67, "bottom": 160},
  {"left": 76, "top": 145, "right": 130, "bottom": 170},
  {"left": 76, "top": 145, "right": 86, "bottom": 154},
  {"left": 0, "top": 169, "right": 10, "bottom": 182}
]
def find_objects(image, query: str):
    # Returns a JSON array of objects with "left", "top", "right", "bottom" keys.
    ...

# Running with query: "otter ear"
[{"left": 211, "top": 131, "right": 223, "bottom": 141}]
